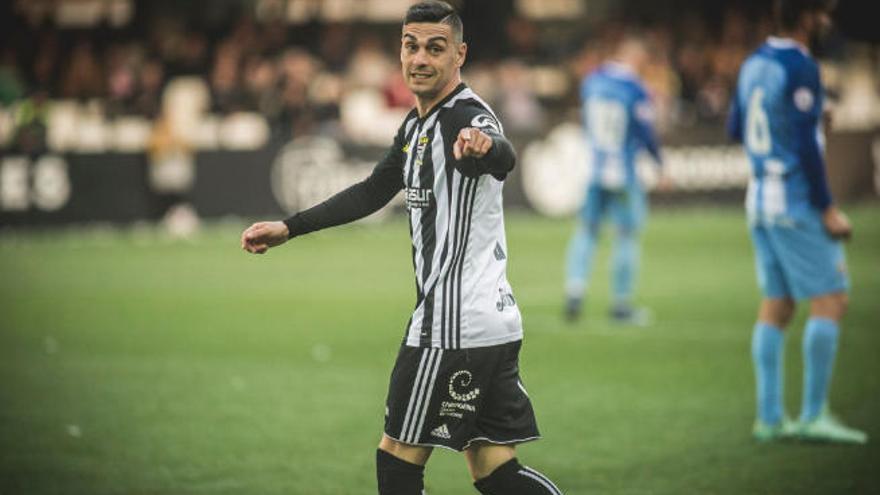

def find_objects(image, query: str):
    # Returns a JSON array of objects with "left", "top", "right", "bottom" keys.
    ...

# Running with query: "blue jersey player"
[
  {"left": 564, "top": 37, "right": 667, "bottom": 325},
  {"left": 728, "top": 0, "right": 866, "bottom": 443}
]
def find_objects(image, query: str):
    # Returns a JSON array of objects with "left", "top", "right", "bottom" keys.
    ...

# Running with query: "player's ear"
[{"left": 456, "top": 42, "right": 467, "bottom": 68}]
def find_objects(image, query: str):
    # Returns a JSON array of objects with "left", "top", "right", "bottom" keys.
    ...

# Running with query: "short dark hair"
[
  {"left": 774, "top": 0, "right": 836, "bottom": 31},
  {"left": 404, "top": 1, "right": 464, "bottom": 43}
]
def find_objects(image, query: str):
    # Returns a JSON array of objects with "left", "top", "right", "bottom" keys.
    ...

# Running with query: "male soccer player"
[
  {"left": 728, "top": 0, "right": 866, "bottom": 443},
  {"left": 563, "top": 36, "right": 666, "bottom": 324},
  {"left": 241, "top": 2, "right": 564, "bottom": 493}
]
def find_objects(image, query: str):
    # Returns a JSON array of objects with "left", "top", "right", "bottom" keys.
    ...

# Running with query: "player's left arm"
[
  {"left": 727, "top": 83, "right": 744, "bottom": 143},
  {"left": 633, "top": 92, "right": 672, "bottom": 189},
  {"left": 633, "top": 94, "right": 662, "bottom": 166},
  {"left": 446, "top": 107, "right": 516, "bottom": 179},
  {"left": 792, "top": 61, "right": 850, "bottom": 239}
]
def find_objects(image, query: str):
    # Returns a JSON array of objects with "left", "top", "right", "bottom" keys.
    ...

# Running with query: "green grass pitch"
[{"left": 1, "top": 206, "right": 878, "bottom": 494}]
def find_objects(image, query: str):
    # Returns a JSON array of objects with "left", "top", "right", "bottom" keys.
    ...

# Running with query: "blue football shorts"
[{"left": 749, "top": 212, "right": 849, "bottom": 300}]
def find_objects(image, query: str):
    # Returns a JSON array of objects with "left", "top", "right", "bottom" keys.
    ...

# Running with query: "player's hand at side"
[
  {"left": 822, "top": 206, "right": 852, "bottom": 241},
  {"left": 655, "top": 172, "right": 674, "bottom": 192},
  {"left": 241, "top": 221, "right": 289, "bottom": 254},
  {"left": 453, "top": 127, "right": 492, "bottom": 160}
]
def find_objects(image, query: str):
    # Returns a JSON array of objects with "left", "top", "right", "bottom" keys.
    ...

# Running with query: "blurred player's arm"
[
  {"left": 792, "top": 63, "right": 850, "bottom": 240},
  {"left": 241, "top": 137, "right": 405, "bottom": 254},
  {"left": 727, "top": 91, "right": 743, "bottom": 143},
  {"left": 634, "top": 98, "right": 662, "bottom": 165},
  {"left": 634, "top": 96, "right": 671, "bottom": 189}
]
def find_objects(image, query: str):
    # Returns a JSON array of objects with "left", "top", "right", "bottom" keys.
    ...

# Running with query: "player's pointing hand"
[
  {"left": 453, "top": 127, "right": 493, "bottom": 160},
  {"left": 241, "top": 221, "right": 289, "bottom": 254}
]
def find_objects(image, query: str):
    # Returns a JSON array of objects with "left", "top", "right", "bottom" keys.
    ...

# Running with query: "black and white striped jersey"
[{"left": 284, "top": 83, "right": 522, "bottom": 349}]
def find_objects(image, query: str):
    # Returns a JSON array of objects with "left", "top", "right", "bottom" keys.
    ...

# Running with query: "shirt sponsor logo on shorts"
[
  {"left": 439, "top": 370, "right": 480, "bottom": 419},
  {"left": 448, "top": 370, "right": 480, "bottom": 402}
]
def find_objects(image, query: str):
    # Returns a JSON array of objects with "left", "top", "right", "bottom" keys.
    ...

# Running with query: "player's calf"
[
  {"left": 376, "top": 449, "right": 425, "bottom": 495},
  {"left": 474, "top": 458, "right": 563, "bottom": 495}
]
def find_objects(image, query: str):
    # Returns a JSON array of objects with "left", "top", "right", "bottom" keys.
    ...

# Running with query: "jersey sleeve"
[
  {"left": 727, "top": 80, "right": 744, "bottom": 143},
  {"left": 790, "top": 58, "right": 832, "bottom": 211},
  {"left": 283, "top": 127, "right": 405, "bottom": 238},
  {"left": 632, "top": 89, "right": 662, "bottom": 165},
  {"left": 439, "top": 102, "right": 517, "bottom": 180}
]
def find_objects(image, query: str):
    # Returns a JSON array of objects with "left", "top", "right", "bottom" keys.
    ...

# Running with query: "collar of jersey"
[
  {"left": 766, "top": 36, "right": 810, "bottom": 55},
  {"left": 601, "top": 61, "right": 638, "bottom": 81},
  {"left": 417, "top": 82, "right": 468, "bottom": 122}
]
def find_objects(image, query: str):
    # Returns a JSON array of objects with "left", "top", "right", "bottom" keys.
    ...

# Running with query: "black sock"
[
  {"left": 474, "top": 458, "right": 563, "bottom": 495},
  {"left": 376, "top": 449, "right": 425, "bottom": 495}
]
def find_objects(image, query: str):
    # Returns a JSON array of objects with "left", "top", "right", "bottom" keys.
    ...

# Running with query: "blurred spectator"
[
  {"left": 104, "top": 44, "right": 138, "bottom": 117},
  {"left": 11, "top": 90, "right": 50, "bottom": 154},
  {"left": 31, "top": 31, "right": 60, "bottom": 94},
  {"left": 496, "top": 60, "right": 546, "bottom": 134},
  {"left": 61, "top": 41, "right": 104, "bottom": 100},
  {"left": 0, "top": 1, "right": 876, "bottom": 152},
  {"left": 131, "top": 58, "right": 165, "bottom": 118},
  {"left": 210, "top": 40, "right": 245, "bottom": 113},
  {"left": 0, "top": 48, "right": 25, "bottom": 105},
  {"left": 148, "top": 111, "right": 199, "bottom": 237}
]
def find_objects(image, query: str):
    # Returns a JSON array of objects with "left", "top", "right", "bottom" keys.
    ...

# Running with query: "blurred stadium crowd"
[{"left": 2, "top": 0, "right": 877, "bottom": 158}]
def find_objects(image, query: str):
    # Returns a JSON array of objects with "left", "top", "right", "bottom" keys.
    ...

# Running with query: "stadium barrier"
[{"left": 1, "top": 129, "right": 877, "bottom": 227}]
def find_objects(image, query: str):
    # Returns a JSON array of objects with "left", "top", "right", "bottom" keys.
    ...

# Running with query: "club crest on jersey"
[
  {"left": 405, "top": 187, "right": 433, "bottom": 210},
  {"left": 415, "top": 135, "right": 429, "bottom": 167},
  {"left": 470, "top": 114, "right": 499, "bottom": 133}
]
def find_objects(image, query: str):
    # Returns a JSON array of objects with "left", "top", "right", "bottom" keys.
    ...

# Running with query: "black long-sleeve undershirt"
[{"left": 283, "top": 134, "right": 516, "bottom": 239}]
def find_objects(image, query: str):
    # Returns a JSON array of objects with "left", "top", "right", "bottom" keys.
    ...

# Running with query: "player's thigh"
[
  {"left": 468, "top": 341, "right": 540, "bottom": 452},
  {"left": 749, "top": 224, "right": 792, "bottom": 299},
  {"left": 580, "top": 185, "right": 609, "bottom": 234},
  {"left": 610, "top": 187, "right": 646, "bottom": 235},
  {"left": 378, "top": 434, "right": 433, "bottom": 466},
  {"left": 463, "top": 441, "right": 516, "bottom": 481},
  {"left": 767, "top": 215, "right": 849, "bottom": 301},
  {"left": 383, "top": 344, "right": 510, "bottom": 452}
]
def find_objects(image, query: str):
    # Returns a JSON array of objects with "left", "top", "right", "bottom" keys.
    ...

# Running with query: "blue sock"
[
  {"left": 751, "top": 322, "right": 785, "bottom": 425},
  {"left": 564, "top": 223, "right": 598, "bottom": 299},
  {"left": 611, "top": 231, "right": 639, "bottom": 306},
  {"left": 800, "top": 317, "right": 839, "bottom": 422}
]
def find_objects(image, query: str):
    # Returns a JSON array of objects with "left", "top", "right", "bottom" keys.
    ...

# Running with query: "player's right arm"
[{"left": 241, "top": 131, "right": 406, "bottom": 254}]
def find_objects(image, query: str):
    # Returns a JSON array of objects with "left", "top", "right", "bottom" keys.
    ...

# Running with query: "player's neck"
[
  {"left": 415, "top": 75, "right": 462, "bottom": 118},
  {"left": 776, "top": 30, "right": 810, "bottom": 50}
]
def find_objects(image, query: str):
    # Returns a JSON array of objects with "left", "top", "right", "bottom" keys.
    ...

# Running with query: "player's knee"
[
  {"left": 465, "top": 442, "right": 516, "bottom": 481},
  {"left": 759, "top": 298, "right": 795, "bottom": 328},
  {"left": 474, "top": 458, "right": 563, "bottom": 495},
  {"left": 378, "top": 436, "right": 431, "bottom": 466},
  {"left": 835, "top": 293, "right": 849, "bottom": 316},
  {"left": 778, "top": 302, "right": 795, "bottom": 327},
  {"left": 810, "top": 292, "right": 848, "bottom": 321}
]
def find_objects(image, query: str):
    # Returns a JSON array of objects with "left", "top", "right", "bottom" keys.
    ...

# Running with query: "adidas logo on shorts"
[{"left": 430, "top": 424, "right": 451, "bottom": 439}]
